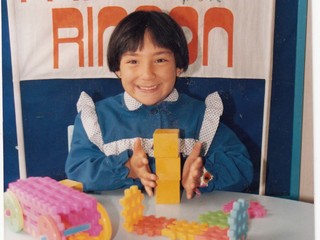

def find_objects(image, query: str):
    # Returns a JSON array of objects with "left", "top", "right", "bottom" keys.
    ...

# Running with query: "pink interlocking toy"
[
  {"left": 222, "top": 199, "right": 267, "bottom": 218},
  {"left": 4, "top": 177, "right": 112, "bottom": 240}
]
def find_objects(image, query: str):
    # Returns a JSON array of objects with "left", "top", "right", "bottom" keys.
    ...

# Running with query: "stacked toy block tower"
[{"left": 153, "top": 129, "right": 181, "bottom": 204}]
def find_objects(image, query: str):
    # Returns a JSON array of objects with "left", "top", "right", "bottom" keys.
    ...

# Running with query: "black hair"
[{"left": 107, "top": 10, "right": 189, "bottom": 73}]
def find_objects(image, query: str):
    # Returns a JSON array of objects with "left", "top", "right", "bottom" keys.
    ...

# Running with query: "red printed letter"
[
  {"left": 52, "top": 8, "right": 84, "bottom": 69},
  {"left": 136, "top": 6, "right": 162, "bottom": 12},
  {"left": 98, "top": 7, "right": 127, "bottom": 66},
  {"left": 170, "top": 7, "right": 198, "bottom": 65},
  {"left": 203, "top": 8, "right": 234, "bottom": 67},
  {"left": 87, "top": 7, "right": 94, "bottom": 67}
]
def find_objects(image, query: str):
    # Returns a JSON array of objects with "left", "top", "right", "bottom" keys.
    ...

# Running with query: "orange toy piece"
[
  {"left": 153, "top": 129, "right": 180, "bottom": 158},
  {"left": 161, "top": 220, "right": 208, "bottom": 240},
  {"left": 153, "top": 129, "right": 181, "bottom": 204},
  {"left": 59, "top": 179, "right": 83, "bottom": 191},
  {"left": 195, "top": 226, "right": 229, "bottom": 240},
  {"left": 133, "top": 215, "right": 176, "bottom": 237},
  {"left": 119, "top": 185, "right": 145, "bottom": 232},
  {"left": 156, "top": 157, "right": 180, "bottom": 180},
  {"left": 156, "top": 180, "right": 181, "bottom": 204}
]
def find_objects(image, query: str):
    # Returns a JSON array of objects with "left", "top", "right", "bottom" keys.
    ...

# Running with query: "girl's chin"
[
  {"left": 137, "top": 96, "right": 164, "bottom": 106},
  {"left": 134, "top": 92, "right": 164, "bottom": 105},
  {"left": 139, "top": 100, "right": 161, "bottom": 106}
]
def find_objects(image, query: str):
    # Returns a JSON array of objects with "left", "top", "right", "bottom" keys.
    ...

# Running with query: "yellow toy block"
[
  {"left": 155, "top": 180, "right": 180, "bottom": 204},
  {"left": 119, "top": 186, "right": 145, "bottom": 232},
  {"left": 154, "top": 129, "right": 181, "bottom": 204},
  {"left": 156, "top": 157, "right": 180, "bottom": 180},
  {"left": 153, "top": 129, "right": 180, "bottom": 158},
  {"left": 161, "top": 220, "right": 208, "bottom": 240},
  {"left": 59, "top": 179, "right": 83, "bottom": 192}
]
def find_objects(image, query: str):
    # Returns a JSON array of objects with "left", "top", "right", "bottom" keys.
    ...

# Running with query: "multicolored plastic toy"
[
  {"left": 227, "top": 199, "right": 249, "bottom": 240},
  {"left": 120, "top": 185, "right": 262, "bottom": 240},
  {"left": 4, "top": 177, "right": 112, "bottom": 240},
  {"left": 223, "top": 199, "right": 267, "bottom": 218}
]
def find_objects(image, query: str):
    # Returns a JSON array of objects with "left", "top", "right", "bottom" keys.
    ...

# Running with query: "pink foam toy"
[{"left": 7, "top": 177, "right": 102, "bottom": 239}]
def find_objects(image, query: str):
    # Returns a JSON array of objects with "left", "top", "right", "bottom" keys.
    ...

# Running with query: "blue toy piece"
[{"left": 227, "top": 198, "right": 249, "bottom": 240}]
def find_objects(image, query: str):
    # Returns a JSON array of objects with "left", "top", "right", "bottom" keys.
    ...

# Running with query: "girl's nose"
[{"left": 141, "top": 62, "right": 156, "bottom": 80}]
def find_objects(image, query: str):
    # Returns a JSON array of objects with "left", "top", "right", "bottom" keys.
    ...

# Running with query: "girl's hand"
[
  {"left": 126, "top": 138, "right": 157, "bottom": 197},
  {"left": 182, "top": 142, "right": 203, "bottom": 199}
]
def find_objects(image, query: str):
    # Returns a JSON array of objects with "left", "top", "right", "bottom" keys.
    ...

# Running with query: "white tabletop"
[{"left": 4, "top": 190, "right": 315, "bottom": 240}]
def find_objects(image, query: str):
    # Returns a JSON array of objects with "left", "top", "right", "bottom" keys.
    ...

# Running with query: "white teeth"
[{"left": 139, "top": 85, "right": 157, "bottom": 90}]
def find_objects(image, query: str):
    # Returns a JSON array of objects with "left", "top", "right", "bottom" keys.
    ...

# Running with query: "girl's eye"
[
  {"left": 156, "top": 58, "right": 167, "bottom": 63},
  {"left": 128, "top": 60, "right": 138, "bottom": 64}
]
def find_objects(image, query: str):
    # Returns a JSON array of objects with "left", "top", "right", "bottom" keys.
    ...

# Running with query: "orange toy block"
[
  {"left": 156, "top": 157, "right": 181, "bottom": 180},
  {"left": 154, "top": 129, "right": 181, "bottom": 204},
  {"left": 119, "top": 186, "right": 145, "bottom": 232},
  {"left": 133, "top": 215, "right": 176, "bottom": 237},
  {"left": 59, "top": 179, "right": 83, "bottom": 191},
  {"left": 162, "top": 220, "right": 208, "bottom": 240},
  {"left": 155, "top": 180, "right": 180, "bottom": 204},
  {"left": 195, "top": 226, "right": 229, "bottom": 240},
  {"left": 153, "top": 129, "right": 180, "bottom": 158}
]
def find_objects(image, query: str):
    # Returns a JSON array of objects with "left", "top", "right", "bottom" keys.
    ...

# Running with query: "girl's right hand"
[{"left": 126, "top": 138, "right": 157, "bottom": 197}]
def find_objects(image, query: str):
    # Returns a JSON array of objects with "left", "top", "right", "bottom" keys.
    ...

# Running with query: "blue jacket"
[{"left": 65, "top": 89, "right": 253, "bottom": 192}]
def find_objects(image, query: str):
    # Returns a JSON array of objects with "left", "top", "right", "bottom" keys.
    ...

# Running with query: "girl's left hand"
[
  {"left": 182, "top": 142, "right": 203, "bottom": 199},
  {"left": 126, "top": 138, "right": 158, "bottom": 197}
]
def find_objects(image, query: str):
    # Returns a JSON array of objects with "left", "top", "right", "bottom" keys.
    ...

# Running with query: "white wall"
[{"left": 299, "top": 1, "right": 314, "bottom": 203}]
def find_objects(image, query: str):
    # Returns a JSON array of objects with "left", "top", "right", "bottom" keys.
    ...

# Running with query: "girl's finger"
[
  {"left": 189, "top": 142, "right": 202, "bottom": 158},
  {"left": 186, "top": 188, "right": 194, "bottom": 199},
  {"left": 145, "top": 186, "right": 153, "bottom": 197}
]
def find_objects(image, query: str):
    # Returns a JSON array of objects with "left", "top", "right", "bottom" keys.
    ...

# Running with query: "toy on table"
[
  {"left": 198, "top": 210, "right": 229, "bottom": 228},
  {"left": 120, "top": 185, "right": 259, "bottom": 240},
  {"left": 223, "top": 199, "right": 267, "bottom": 218},
  {"left": 133, "top": 215, "right": 176, "bottom": 237},
  {"left": 227, "top": 199, "right": 249, "bottom": 240},
  {"left": 4, "top": 177, "right": 112, "bottom": 240},
  {"left": 119, "top": 185, "right": 145, "bottom": 232},
  {"left": 196, "top": 199, "right": 249, "bottom": 240},
  {"left": 59, "top": 179, "right": 83, "bottom": 192},
  {"left": 161, "top": 220, "right": 209, "bottom": 239},
  {"left": 153, "top": 129, "right": 181, "bottom": 204}
]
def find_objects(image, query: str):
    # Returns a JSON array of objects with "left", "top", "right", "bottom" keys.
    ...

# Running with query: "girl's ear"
[
  {"left": 176, "top": 68, "right": 183, "bottom": 77},
  {"left": 115, "top": 71, "right": 121, "bottom": 79}
]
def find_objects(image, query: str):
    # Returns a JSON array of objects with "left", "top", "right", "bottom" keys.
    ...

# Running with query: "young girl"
[{"left": 65, "top": 10, "right": 253, "bottom": 199}]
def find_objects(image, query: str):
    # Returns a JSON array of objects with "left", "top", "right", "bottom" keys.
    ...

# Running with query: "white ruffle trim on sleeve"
[
  {"left": 199, "top": 92, "right": 223, "bottom": 155},
  {"left": 76, "top": 91, "right": 104, "bottom": 152}
]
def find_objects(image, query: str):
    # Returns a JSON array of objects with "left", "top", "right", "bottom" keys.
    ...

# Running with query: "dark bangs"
[{"left": 107, "top": 11, "right": 189, "bottom": 72}]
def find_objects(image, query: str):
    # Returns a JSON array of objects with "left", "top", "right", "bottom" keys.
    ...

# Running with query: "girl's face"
[{"left": 116, "top": 32, "right": 182, "bottom": 106}]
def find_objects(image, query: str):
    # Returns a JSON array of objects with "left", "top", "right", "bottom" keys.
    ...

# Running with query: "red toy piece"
[
  {"left": 223, "top": 200, "right": 267, "bottom": 218},
  {"left": 133, "top": 215, "right": 176, "bottom": 237}
]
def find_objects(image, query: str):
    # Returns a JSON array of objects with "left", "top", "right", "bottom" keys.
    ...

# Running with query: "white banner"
[{"left": 8, "top": 0, "right": 275, "bottom": 81}]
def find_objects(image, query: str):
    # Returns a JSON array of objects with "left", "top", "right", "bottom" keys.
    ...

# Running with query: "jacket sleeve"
[
  {"left": 200, "top": 122, "right": 254, "bottom": 193},
  {"left": 65, "top": 91, "right": 143, "bottom": 192},
  {"left": 197, "top": 92, "right": 253, "bottom": 193},
  {"left": 65, "top": 113, "right": 142, "bottom": 191}
]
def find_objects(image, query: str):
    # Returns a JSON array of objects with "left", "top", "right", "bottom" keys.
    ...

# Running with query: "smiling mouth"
[{"left": 138, "top": 85, "right": 158, "bottom": 91}]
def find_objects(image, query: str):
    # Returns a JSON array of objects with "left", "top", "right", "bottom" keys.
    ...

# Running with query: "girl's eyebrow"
[
  {"left": 154, "top": 50, "right": 173, "bottom": 56},
  {"left": 122, "top": 50, "right": 173, "bottom": 57},
  {"left": 121, "top": 52, "right": 138, "bottom": 57}
]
